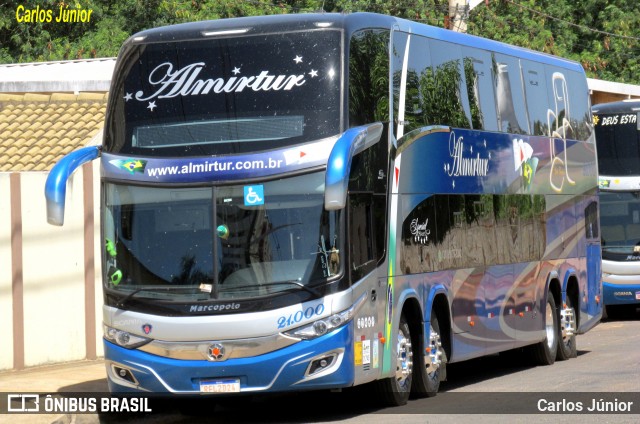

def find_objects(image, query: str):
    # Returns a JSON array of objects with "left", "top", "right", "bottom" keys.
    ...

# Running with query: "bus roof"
[
  {"left": 592, "top": 99, "right": 640, "bottom": 113},
  {"left": 124, "top": 12, "right": 584, "bottom": 74}
]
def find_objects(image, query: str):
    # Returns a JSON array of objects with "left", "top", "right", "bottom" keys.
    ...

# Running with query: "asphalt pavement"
[{"left": 0, "top": 359, "right": 107, "bottom": 423}]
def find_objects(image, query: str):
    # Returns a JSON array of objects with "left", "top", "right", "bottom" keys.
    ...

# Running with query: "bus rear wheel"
[
  {"left": 411, "top": 312, "right": 446, "bottom": 398},
  {"left": 529, "top": 294, "right": 558, "bottom": 365},
  {"left": 375, "top": 314, "right": 413, "bottom": 406},
  {"left": 557, "top": 294, "right": 577, "bottom": 360}
]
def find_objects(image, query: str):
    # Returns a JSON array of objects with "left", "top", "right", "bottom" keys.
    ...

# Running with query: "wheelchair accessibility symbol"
[{"left": 244, "top": 185, "right": 264, "bottom": 206}]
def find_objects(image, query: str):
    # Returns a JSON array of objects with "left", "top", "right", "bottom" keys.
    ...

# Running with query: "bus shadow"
[
  {"left": 438, "top": 348, "right": 590, "bottom": 392},
  {"left": 63, "top": 348, "right": 596, "bottom": 422},
  {"left": 94, "top": 388, "right": 390, "bottom": 423},
  {"left": 61, "top": 378, "right": 109, "bottom": 393},
  {"left": 603, "top": 305, "right": 640, "bottom": 322}
]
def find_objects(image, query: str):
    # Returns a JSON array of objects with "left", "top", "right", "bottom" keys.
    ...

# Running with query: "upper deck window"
[
  {"left": 595, "top": 112, "right": 640, "bottom": 176},
  {"left": 105, "top": 30, "right": 342, "bottom": 156}
]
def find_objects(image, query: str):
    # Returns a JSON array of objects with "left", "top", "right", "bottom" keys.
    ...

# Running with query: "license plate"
[{"left": 200, "top": 378, "right": 240, "bottom": 393}]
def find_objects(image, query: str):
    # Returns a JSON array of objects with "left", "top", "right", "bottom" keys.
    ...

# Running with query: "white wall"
[
  {"left": 0, "top": 163, "right": 103, "bottom": 371},
  {"left": 22, "top": 172, "right": 85, "bottom": 366},
  {"left": 93, "top": 161, "right": 104, "bottom": 358},
  {"left": 0, "top": 173, "right": 13, "bottom": 370}
]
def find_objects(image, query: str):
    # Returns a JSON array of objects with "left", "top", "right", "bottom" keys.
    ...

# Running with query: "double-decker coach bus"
[
  {"left": 593, "top": 100, "right": 640, "bottom": 316},
  {"left": 46, "top": 12, "right": 601, "bottom": 405}
]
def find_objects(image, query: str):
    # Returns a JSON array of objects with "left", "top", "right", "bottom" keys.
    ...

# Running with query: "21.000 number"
[{"left": 277, "top": 304, "right": 325, "bottom": 329}]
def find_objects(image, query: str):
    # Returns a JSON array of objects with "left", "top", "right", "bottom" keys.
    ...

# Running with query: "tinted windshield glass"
[
  {"left": 105, "top": 30, "right": 342, "bottom": 156},
  {"left": 600, "top": 191, "right": 640, "bottom": 254},
  {"left": 103, "top": 172, "right": 341, "bottom": 301},
  {"left": 594, "top": 113, "right": 640, "bottom": 176}
]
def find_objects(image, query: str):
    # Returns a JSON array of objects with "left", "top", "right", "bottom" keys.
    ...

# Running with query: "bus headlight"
[
  {"left": 103, "top": 325, "right": 151, "bottom": 349},
  {"left": 284, "top": 293, "right": 366, "bottom": 340}
]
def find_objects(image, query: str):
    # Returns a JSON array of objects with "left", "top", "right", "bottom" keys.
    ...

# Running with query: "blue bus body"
[{"left": 46, "top": 13, "right": 601, "bottom": 404}]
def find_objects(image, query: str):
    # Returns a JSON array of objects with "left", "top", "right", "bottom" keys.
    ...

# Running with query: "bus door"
[{"left": 584, "top": 201, "right": 601, "bottom": 318}]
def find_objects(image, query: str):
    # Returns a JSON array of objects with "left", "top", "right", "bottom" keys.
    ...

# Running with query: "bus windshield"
[
  {"left": 105, "top": 30, "right": 342, "bottom": 156},
  {"left": 595, "top": 113, "right": 640, "bottom": 176},
  {"left": 103, "top": 171, "right": 341, "bottom": 301},
  {"left": 600, "top": 191, "right": 640, "bottom": 256}
]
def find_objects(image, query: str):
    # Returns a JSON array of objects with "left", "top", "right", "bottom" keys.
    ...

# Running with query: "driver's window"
[{"left": 349, "top": 193, "right": 375, "bottom": 281}]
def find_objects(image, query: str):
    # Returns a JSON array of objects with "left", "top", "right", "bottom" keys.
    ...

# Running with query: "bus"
[
  {"left": 45, "top": 12, "right": 602, "bottom": 405},
  {"left": 592, "top": 100, "right": 640, "bottom": 315}
]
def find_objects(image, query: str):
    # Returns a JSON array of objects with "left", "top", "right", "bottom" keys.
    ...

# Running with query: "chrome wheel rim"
[
  {"left": 426, "top": 323, "right": 443, "bottom": 376},
  {"left": 545, "top": 300, "right": 556, "bottom": 350},
  {"left": 395, "top": 327, "right": 413, "bottom": 389}
]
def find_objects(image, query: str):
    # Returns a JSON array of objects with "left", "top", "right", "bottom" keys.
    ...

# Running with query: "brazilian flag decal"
[{"left": 109, "top": 159, "right": 147, "bottom": 174}]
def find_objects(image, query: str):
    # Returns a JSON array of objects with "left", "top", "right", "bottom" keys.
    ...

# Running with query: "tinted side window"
[
  {"left": 393, "top": 34, "right": 431, "bottom": 136},
  {"left": 462, "top": 47, "right": 498, "bottom": 131},
  {"left": 108, "top": 31, "right": 342, "bottom": 156},
  {"left": 349, "top": 193, "right": 375, "bottom": 281},
  {"left": 545, "top": 68, "right": 571, "bottom": 139},
  {"left": 348, "top": 192, "right": 387, "bottom": 282},
  {"left": 440, "top": 195, "right": 465, "bottom": 269},
  {"left": 395, "top": 35, "right": 473, "bottom": 136},
  {"left": 585, "top": 200, "right": 599, "bottom": 240},
  {"left": 494, "top": 194, "right": 546, "bottom": 263},
  {"left": 595, "top": 114, "right": 640, "bottom": 175},
  {"left": 427, "top": 39, "right": 472, "bottom": 129},
  {"left": 401, "top": 195, "right": 438, "bottom": 274},
  {"left": 392, "top": 31, "right": 410, "bottom": 139},
  {"left": 401, "top": 194, "right": 544, "bottom": 273},
  {"left": 463, "top": 194, "right": 496, "bottom": 266},
  {"left": 494, "top": 54, "right": 528, "bottom": 134},
  {"left": 567, "top": 70, "right": 593, "bottom": 142},
  {"left": 349, "top": 29, "right": 390, "bottom": 127},
  {"left": 521, "top": 60, "right": 550, "bottom": 136},
  {"left": 546, "top": 67, "right": 592, "bottom": 142}
]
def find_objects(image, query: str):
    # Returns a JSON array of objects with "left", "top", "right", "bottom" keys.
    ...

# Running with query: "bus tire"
[
  {"left": 411, "top": 311, "right": 446, "bottom": 398},
  {"left": 556, "top": 294, "right": 577, "bottom": 360},
  {"left": 529, "top": 294, "right": 558, "bottom": 365},
  {"left": 375, "top": 313, "right": 413, "bottom": 406}
]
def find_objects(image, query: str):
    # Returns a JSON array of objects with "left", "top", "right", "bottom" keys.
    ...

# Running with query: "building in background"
[{"left": 0, "top": 59, "right": 113, "bottom": 371}]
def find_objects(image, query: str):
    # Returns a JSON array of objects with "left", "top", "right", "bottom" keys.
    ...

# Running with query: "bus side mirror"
[
  {"left": 324, "top": 123, "right": 383, "bottom": 210},
  {"left": 45, "top": 146, "right": 101, "bottom": 226}
]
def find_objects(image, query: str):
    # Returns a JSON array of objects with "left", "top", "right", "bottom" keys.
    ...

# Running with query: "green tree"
[
  {"left": 2, "top": 0, "right": 639, "bottom": 85},
  {"left": 467, "top": 0, "right": 640, "bottom": 84}
]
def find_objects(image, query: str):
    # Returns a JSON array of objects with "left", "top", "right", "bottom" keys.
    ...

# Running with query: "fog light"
[
  {"left": 308, "top": 354, "right": 336, "bottom": 376},
  {"left": 111, "top": 364, "right": 138, "bottom": 385}
]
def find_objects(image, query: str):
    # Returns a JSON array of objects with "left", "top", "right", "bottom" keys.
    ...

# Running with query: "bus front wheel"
[{"left": 375, "top": 313, "right": 413, "bottom": 406}]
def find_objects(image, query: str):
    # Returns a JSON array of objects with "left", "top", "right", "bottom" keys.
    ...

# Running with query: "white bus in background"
[{"left": 593, "top": 100, "right": 640, "bottom": 316}]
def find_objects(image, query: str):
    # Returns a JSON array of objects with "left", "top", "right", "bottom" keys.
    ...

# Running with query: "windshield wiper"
[
  {"left": 219, "top": 280, "right": 321, "bottom": 297},
  {"left": 114, "top": 286, "right": 202, "bottom": 308}
]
